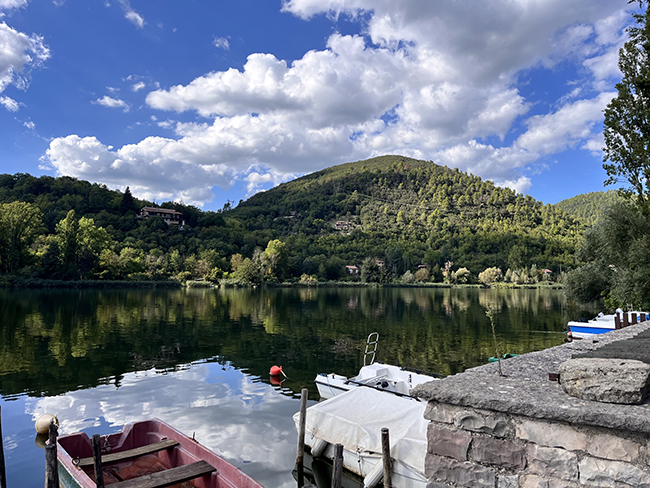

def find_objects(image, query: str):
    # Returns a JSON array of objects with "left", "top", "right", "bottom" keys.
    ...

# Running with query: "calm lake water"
[{"left": 0, "top": 287, "right": 596, "bottom": 487}]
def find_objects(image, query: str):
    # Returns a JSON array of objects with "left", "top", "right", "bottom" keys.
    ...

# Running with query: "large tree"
[
  {"left": 603, "top": 3, "right": 650, "bottom": 209},
  {"left": 0, "top": 201, "right": 43, "bottom": 273}
]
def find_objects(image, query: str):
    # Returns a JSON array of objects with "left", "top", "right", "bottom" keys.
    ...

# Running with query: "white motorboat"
[
  {"left": 568, "top": 311, "right": 649, "bottom": 339},
  {"left": 315, "top": 333, "right": 440, "bottom": 400},
  {"left": 294, "top": 387, "right": 429, "bottom": 488}
]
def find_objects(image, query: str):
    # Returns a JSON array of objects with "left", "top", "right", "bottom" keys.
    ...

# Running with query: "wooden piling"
[
  {"left": 44, "top": 419, "right": 59, "bottom": 488},
  {"left": 0, "top": 406, "right": 6, "bottom": 488},
  {"left": 331, "top": 443, "right": 343, "bottom": 488},
  {"left": 623, "top": 312, "right": 629, "bottom": 328},
  {"left": 92, "top": 434, "right": 105, "bottom": 488},
  {"left": 615, "top": 313, "right": 621, "bottom": 329},
  {"left": 381, "top": 428, "right": 392, "bottom": 488},
  {"left": 632, "top": 313, "right": 638, "bottom": 325},
  {"left": 296, "top": 388, "right": 308, "bottom": 487}
]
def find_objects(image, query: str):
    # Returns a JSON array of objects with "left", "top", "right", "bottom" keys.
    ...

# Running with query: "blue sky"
[{"left": 0, "top": 0, "right": 636, "bottom": 211}]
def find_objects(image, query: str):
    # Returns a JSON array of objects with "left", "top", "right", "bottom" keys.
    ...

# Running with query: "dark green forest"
[
  {"left": 0, "top": 156, "right": 587, "bottom": 286},
  {"left": 556, "top": 191, "right": 622, "bottom": 226}
]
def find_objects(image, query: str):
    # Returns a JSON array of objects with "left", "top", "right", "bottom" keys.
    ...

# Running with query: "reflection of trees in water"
[{"left": 0, "top": 287, "right": 597, "bottom": 399}]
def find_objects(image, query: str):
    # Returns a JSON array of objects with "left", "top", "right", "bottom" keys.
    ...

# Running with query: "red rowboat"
[{"left": 57, "top": 418, "right": 264, "bottom": 488}]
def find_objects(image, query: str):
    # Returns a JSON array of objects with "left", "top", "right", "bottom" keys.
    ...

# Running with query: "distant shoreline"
[{"left": 0, "top": 277, "right": 562, "bottom": 290}]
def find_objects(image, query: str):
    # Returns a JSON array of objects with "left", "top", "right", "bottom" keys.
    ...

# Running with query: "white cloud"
[
  {"left": 0, "top": 95, "right": 19, "bottom": 111},
  {"left": 48, "top": 1, "right": 633, "bottom": 204},
  {"left": 0, "top": 22, "right": 50, "bottom": 93},
  {"left": 0, "top": 0, "right": 28, "bottom": 10},
  {"left": 118, "top": 0, "right": 144, "bottom": 28},
  {"left": 213, "top": 36, "right": 230, "bottom": 50},
  {"left": 131, "top": 81, "right": 145, "bottom": 91},
  {"left": 93, "top": 95, "right": 129, "bottom": 111},
  {"left": 23, "top": 119, "right": 34, "bottom": 129}
]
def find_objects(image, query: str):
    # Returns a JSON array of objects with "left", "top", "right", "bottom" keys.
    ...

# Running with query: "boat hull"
[
  {"left": 57, "top": 418, "right": 263, "bottom": 488},
  {"left": 315, "top": 363, "right": 438, "bottom": 400}
]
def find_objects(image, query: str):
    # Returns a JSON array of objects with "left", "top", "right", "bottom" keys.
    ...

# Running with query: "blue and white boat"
[{"left": 568, "top": 311, "right": 649, "bottom": 339}]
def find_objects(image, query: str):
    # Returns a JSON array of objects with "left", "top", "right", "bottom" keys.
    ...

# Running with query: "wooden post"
[
  {"left": 92, "top": 434, "right": 105, "bottom": 488},
  {"left": 296, "top": 388, "right": 308, "bottom": 487},
  {"left": 615, "top": 313, "right": 621, "bottom": 329},
  {"left": 331, "top": 444, "right": 343, "bottom": 488},
  {"left": 381, "top": 428, "right": 392, "bottom": 488},
  {"left": 623, "top": 312, "right": 629, "bottom": 328},
  {"left": 632, "top": 313, "right": 638, "bottom": 325},
  {"left": 0, "top": 406, "right": 6, "bottom": 488},
  {"left": 44, "top": 419, "right": 59, "bottom": 488}
]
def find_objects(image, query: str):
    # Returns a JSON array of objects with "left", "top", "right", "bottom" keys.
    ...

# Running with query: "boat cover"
[{"left": 299, "top": 388, "right": 428, "bottom": 474}]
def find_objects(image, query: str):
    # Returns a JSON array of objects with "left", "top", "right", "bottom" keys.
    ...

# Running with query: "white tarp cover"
[{"left": 298, "top": 388, "right": 428, "bottom": 474}]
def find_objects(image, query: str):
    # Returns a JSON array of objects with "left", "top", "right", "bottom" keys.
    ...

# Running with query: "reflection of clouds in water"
[{"left": 26, "top": 360, "right": 299, "bottom": 488}]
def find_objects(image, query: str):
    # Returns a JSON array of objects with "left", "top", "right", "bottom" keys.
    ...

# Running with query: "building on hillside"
[
  {"left": 335, "top": 221, "right": 350, "bottom": 230},
  {"left": 375, "top": 260, "right": 384, "bottom": 267},
  {"left": 139, "top": 206, "right": 184, "bottom": 226},
  {"left": 346, "top": 265, "right": 359, "bottom": 275}
]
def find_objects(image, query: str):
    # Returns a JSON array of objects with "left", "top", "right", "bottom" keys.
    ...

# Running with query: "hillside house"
[
  {"left": 335, "top": 221, "right": 350, "bottom": 230},
  {"left": 139, "top": 207, "right": 184, "bottom": 225},
  {"left": 346, "top": 265, "right": 359, "bottom": 275}
]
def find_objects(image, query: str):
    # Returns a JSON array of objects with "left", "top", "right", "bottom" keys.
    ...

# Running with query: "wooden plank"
[
  {"left": 110, "top": 460, "right": 215, "bottom": 488},
  {"left": 77, "top": 439, "right": 179, "bottom": 467}
]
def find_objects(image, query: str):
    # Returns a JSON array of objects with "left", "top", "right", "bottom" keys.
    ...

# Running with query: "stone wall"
[
  {"left": 424, "top": 402, "right": 650, "bottom": 487},
  {"left": 415, "top": 321, "right": 650, "bottom": 488}
]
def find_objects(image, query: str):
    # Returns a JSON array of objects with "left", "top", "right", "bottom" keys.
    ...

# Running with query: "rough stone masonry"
[{"left": 414, "top": 320, "right": 650, "bottom": 487}]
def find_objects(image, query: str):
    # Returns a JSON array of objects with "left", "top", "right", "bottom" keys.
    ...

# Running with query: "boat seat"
[
  {"left": 76, "top": 439, "right": 180, "bottom": 467},
  {"left": 110, "top": 460, "right": 216, "bottom": 488}
]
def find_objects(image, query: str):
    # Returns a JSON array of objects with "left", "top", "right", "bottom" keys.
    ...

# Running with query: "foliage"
[
  {"left": 0, "top": 155, "right": 586, "bottom": 285},
  {"left": 478, "top": 267, "right": 503, "bottom": 285},
  {"left": 564, "top": 202, "right": 650, "bottom": 308},
  {"left": 603, "top": 4, "right": 650, "bottom": 208},
  {"left": 0, "top": 201, "right": 43, "bottom": 273},
  {"left": 556, "top": 191, "right": 623, "bottom": 225}
]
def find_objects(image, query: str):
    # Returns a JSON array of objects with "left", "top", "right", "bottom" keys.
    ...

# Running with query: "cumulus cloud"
[
  {"left": 93, "top": 95, "right": 129, "bottom": 111},
  {"left": 48, "top": 0, "right": 633, "bottom": 204},
  {"left": 0, "top": 22, "right": 50, "bottom": 93},
  {"left": 0, "top": 0, "right": 28, "bottom": 10}
]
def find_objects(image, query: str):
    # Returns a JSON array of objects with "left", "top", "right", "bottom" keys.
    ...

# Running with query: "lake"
[{"left": 0, "top": 286, "right": 595, "bottom": 487}]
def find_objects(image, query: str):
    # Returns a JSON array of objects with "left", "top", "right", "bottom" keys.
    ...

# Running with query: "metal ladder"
[{"left": 363, "top": 332, "right": 379, "bottom": 366}]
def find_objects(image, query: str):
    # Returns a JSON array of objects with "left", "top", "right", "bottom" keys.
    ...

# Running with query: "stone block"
[
  {"left": 586, "top": 432, "right": 640, "bottom": 463},
  {"left": 454, "top": 410, "right": 514, "bottom": 437},
  {"left": 424, "top": 402, "right": 456, "bottom": 423},
  {"left": 579, "top": 456, "right": 650, "bottom": 487},
  {"left": 427, "top": 483, "right": 452, "bottom": 488},
  {"left": 558, "top": 358, "right": 650, "bottom": 404},
  {"left": 427, "top": 425, "right": 472, "bottom": 461},
  {"left": 522, "top": 475, "right": 580, "bottom": 488},
  {"left": 425, "top": 454, "right": 496, "bottom": 488},
  {"left": 471, "top": 436, "right": 526, "bottom": 469},
  {"left": 516, "top": 419, "right": 587, "bottom": 451},
  {"left": 527, "top": 444, "right": 578, "bottom": 481},
  {"left": 498, "top": 474, "right": 520, "bottom": 488}
]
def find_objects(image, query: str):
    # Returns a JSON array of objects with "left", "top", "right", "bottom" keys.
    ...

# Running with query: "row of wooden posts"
[
  {"left": 614, "top": 311, "right": 649, "bottom": 329},
  {"left": 295, "top": 388, "right": 393, "bottom": 488}
]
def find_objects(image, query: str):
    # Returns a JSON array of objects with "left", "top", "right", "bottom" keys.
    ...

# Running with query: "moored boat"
[
  {"left": 57, "top": 418, "right": 263, "bottom": 488},
  {"left": 294, "top": 387, "right": 429, "bottom": 488},
  {"left": 568, "top": 311, "right": 650, "bottom": 339},
  {"left": 315, "top": 333, "right": 440, "bottom": 400}
]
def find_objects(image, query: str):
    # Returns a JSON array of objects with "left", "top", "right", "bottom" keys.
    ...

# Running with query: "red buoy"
[{"left": 270, "top": 365, "right": 283, "bottom": 376}]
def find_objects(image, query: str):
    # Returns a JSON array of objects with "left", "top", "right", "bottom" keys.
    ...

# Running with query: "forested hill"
[
  {"left": 555, "top": 190, "right": 622, "bottom": 226},
  {"left": 0, "top": 156, "right": 585, "bottom": 283},
  {"left": 230, "top": 155, "right": 584, "bottom": 276}
]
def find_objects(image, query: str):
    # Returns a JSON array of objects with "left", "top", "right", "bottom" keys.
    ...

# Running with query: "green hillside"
[
  {"left": 0, "top": 156, "right": 585, "bottom": 283},
  {"left": 230, "top": 155, "right": 583, "bottom": 276},
  {"left": 556, "top": 190, "right": 622, "bottom": 226}
]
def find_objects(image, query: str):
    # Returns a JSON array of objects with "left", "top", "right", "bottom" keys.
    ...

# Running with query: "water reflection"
[{"left": 0, "top": 287, "right": 597, "bottom": 486}]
